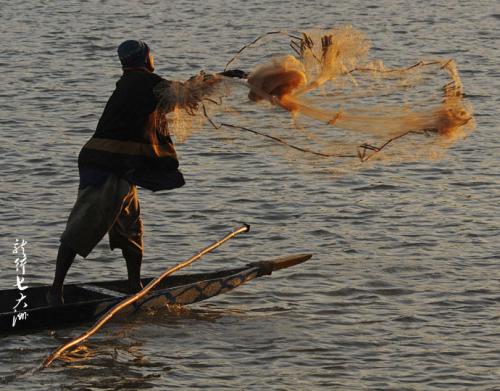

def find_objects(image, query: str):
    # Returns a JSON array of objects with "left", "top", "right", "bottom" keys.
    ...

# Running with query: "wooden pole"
[{"left": 42, "top": 224, "right": 250, "bottom": 368}]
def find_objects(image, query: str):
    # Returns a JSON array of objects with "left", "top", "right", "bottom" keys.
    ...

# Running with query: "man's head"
[{"left": 117, "top": 40, "right": 154, "bottom": 72}]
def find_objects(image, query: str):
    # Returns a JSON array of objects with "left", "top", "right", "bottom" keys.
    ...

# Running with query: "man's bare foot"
[
  {"left": 46, "top": 287, "right": 64, "bottom": 306},
  {"left": 128, "top": 281, "right": 144, "bottom": 294}
]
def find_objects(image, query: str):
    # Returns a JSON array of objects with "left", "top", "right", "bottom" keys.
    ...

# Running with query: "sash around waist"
[{"left": 83, "top": 137, "right": 177, "bottom": 158}]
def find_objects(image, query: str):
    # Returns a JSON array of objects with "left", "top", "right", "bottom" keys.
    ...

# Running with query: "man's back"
[
  {"left": 78, "top": 68, "right": 181, "bottom": 186},
  {"left": 95, "top": 69, "right": 164, "bottom": 142}
]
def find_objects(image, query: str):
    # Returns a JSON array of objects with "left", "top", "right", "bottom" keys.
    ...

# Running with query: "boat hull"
[{"left": 1, "top": 254, "right": 311, "bottom": 333}]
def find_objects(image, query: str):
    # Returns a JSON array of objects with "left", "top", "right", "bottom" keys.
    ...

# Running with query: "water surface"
[{"left": 1, "top": 1, "right": 499, "bottom": 389}]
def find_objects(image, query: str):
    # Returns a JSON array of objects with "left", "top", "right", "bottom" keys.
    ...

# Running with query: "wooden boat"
[{"left": 1, "top": 254, "right": 311, "bottom": 333}]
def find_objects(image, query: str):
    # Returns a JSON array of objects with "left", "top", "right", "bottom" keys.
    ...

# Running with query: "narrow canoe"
[{"left": 1, "top": 254, "right": 311, "bottom": 333}]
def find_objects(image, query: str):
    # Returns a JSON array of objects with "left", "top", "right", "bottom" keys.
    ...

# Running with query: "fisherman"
[{"left": 47, "top": 40, "right": 245, "bottom": 304}]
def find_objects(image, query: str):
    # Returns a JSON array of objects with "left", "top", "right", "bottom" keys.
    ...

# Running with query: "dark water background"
[{"left": 1, "top": 0, "right": 499, "bottom": 389}]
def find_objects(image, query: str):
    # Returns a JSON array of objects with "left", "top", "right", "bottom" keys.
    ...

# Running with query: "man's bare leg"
[
  {"left": 47, "top": 243, "right": 77, "bottom": 304},
  {"left": 123, "top": 248, "right": 143, "bottom": 293}
]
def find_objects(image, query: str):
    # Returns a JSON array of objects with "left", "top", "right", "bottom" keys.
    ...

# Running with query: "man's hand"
[{"left": 219, "top": 69, "right": 248, "bottom": 79}]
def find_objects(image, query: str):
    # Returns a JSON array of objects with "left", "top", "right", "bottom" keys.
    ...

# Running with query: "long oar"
[{"left": 42, "top": 223, "right": 250, "bottom": 368}]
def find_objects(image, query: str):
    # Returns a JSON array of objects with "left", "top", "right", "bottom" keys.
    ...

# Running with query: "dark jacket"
[{"left": 78, "top": 69, "right": 185, "bottom": 191}]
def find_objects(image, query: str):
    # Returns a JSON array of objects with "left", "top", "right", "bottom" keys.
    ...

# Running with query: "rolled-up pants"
[{"left": 60, "top": 174, "right": 143, "bottom": 258}]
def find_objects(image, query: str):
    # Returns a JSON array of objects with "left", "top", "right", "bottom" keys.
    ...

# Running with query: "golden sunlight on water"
[{"left": 1, "top": 1, "right": 498, "bottom": 390}]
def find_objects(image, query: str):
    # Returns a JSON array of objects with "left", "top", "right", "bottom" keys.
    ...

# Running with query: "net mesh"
[{"left": 154, "top": 26, "right": 474, "bottom": 163}]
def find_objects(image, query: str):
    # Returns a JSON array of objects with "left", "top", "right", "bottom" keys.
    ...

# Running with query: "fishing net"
[{"left": 154, "top": 26, "right": 474, "bottom": 163}]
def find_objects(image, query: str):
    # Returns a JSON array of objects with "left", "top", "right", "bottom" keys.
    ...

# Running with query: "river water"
[{"left": 1, "top": 0, "right": 499, "bottom": 389}]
